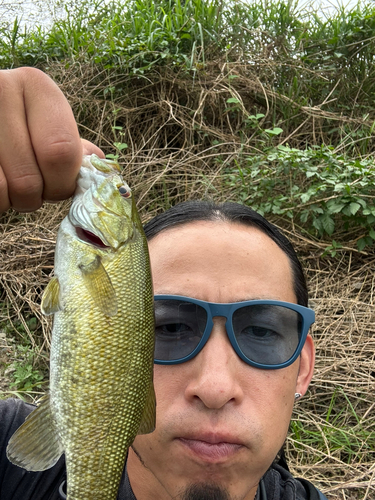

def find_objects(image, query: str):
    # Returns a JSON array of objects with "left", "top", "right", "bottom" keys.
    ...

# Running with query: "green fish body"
[{"left": 7, "top": 155, "right": 155, "bottom": 500}]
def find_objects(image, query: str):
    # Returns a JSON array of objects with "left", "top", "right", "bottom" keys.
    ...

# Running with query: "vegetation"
[
  {"left": 224, "top": 145, "right": 375, "bottom": 251},
  {"left": 0, "top": 1, "right": 374, "bottom": 498}
]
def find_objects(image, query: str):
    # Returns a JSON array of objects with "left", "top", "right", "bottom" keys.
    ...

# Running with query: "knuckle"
[
  {"left": 15, "top": 66, "right": 44, "bottom": 79},
  {"left": 40, "top": 135, "right": 81, "bottom": 166},
  {"left": 4, "top": 167, "right": 43, "bottom": 212},
  {"left": 0, "top": 67, "right": 44, "bottom": 98},
  {"left": 15, "top": 67, "right": 50, "bottom": 88},
  {"left": 8, "top": 170, "right": 43, "bottom": 198}
]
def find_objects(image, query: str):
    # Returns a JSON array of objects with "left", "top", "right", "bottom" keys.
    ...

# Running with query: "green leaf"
[
  {"left": 264, "top": 128, "right": 283, "bottom": 135},
  {"left": 357, "top": 198, "right": 367, "bottom": 208},
  {"left": 300, "top": 211, "right": 309, "bottom": 223},
  {"left": 114, "top": 142, "right": 128, "bottom": 150},
  {"left": 357, "top": 238, "right": 366, "bottom": 251},
  {"left": 369, "top": 229, "right": 375, "bottom": 240},
  {"left": 312, "top": 207, "right": 324, "bottom": 214},
  {"left": 226, "top": 97, "right": 240, "bottom": 104},
  {"left": 349, "top": 202, "right": 361, "bottom": 215},
  {"left": 313, "top": 218, "right": 323, "bottom": 233},
  {"left": 321, "top": 214, "right": 335, "bottom": 235},
  {"left": 301, "top": 193, "right": 310, "bottom": 203},
  {"left": 327, "top": 201, "right": 345, "bottom": 214}
]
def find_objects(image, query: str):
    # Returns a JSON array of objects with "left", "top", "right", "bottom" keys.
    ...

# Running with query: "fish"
[{"left": 6, "top": 154, "right": 156, "bottom": 500}]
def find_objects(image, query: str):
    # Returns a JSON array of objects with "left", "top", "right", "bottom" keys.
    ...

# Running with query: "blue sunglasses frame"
[{"left": 154, "top": 295, "right": 315, "bottom": 369}]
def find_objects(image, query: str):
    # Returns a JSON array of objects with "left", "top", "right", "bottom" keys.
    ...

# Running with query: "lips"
[{"left": 177, "top": 433, "right": 244, "bottom": 462}]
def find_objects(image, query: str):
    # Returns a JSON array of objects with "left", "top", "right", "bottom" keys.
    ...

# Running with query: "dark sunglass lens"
[
  {"left": 154, "top": 300, "right": 207, "bottom": 361},
  {"left": 232, "top": 305, "right": 302, "bottom": 365}
]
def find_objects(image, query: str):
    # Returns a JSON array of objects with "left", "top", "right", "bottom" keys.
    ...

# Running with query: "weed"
[
  {"left": 224, "top": 145, "right": 375, "bottom": 251},
  {"left": 289, "top": 387, "right": 375, "bottom": 465},
  {"left": 0, "top": 312, "right": 48, "bottom": 398},
  {"left": 9, "top": 343, "right": 45, "bottom": 392}
]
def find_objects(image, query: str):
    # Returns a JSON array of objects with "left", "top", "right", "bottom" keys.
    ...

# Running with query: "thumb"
[{"left": 81, "top": 139, "right": 105, "bottom": 158}]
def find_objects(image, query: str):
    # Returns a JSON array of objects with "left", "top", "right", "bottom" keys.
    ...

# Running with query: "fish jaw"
[{"left": 69, "top": 155, "right": 137, "bottom": 250}]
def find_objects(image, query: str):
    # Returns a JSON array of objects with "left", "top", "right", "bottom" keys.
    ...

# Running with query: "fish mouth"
[{"left": 75, "top": 227, "right": 110, "bottom": 249}]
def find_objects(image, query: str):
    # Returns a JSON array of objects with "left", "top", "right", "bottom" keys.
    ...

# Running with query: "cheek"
[
  {"left": 131, "top": 367, "right": 188, "bottom": 456},
  {"left": 247, "top": 367, "right": 297, "bottom": 440},
  {"left": 153, "top": 365, "right": 187, "bottom": 413},
  {"left": 265, "top": 369, "right": 296, "bottom": 422}
]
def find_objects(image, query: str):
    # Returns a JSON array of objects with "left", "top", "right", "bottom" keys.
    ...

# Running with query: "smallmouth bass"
[{"left": 7, "top": 155, "right": 156, "bottom": 500}]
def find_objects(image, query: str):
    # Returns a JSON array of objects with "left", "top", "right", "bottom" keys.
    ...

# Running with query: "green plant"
[
  {"left": 289, "top": 387, "right": 375, "bottom": 465},
  {"left": 0, "top": 314, "right": 48, "bottom": 395},
  {"left": 0, "top": 0, "right": 223, "bottom": 71},
  {"left": 9, "top": 346, "right": 45, "bottom": 392},
  {"left": 224, "top": 145, "right": 375, "bottom": 251},
  {"left": 8, "top": 335, "right": 46, "bottom": 393}
]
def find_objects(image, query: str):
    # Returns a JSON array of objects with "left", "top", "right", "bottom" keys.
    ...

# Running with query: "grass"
[
  {"left": 0, "top": 0, "right": 374, "bottom": 498},
  {"left": 285, "top": 263, "right": 375, "bottom": 496},
  {"left": 0, "top": 0, "right": 223, "bottom": 69},
  {"left": 0, "top": 304, "right": 48, "bottom": 401},
  {"left": 2, "top": 0, "right": 375, "bottom": 151},
  {"left": 290, "top": 387, "right": 374, "bottom": 465}
]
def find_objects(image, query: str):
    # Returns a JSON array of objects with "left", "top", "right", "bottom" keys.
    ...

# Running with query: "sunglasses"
[{"left": 153, "top": 295, "right": 315, "bottom": 369}]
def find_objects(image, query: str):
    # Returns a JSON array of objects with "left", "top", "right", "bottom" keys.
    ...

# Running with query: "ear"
[{"left": 296, "top": 334, "right": 315, "bottom": 396}]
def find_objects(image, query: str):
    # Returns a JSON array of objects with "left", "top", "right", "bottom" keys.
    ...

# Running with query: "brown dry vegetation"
[{"left": 0, "top": 60, "right": 374, "bottom": 498}]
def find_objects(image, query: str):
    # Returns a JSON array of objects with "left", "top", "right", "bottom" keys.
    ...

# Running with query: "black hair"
[{"left": 144, "top": 201, "right": 308, "bottom": 307}]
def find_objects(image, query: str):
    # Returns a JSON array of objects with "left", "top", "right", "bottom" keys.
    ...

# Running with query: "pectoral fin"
[
  {"left": 79, "top": 255, "right": 118, "bottom": 317},
  {"left": 41, "top": 276, "right": 63, "bottom": 315},
  {"left": 137, "top": 383, "right": 156, "bottom": 435},
  {"left": 6, "top": 393, "right": 64, "bottom": 471}
]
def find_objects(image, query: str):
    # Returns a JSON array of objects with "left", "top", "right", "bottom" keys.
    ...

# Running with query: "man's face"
[{"left": 127, "top": 221, "right": 314, "bottom": 500}]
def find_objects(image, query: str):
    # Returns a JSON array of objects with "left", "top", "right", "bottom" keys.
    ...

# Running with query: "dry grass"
[
  {"left": 287, "top": 257, "right": 375, "bottom": 499},
  {"left": 0, "top": 60, "right": 374, "bottom": 498},
  {"left": 47, "top": 58, "right": 375, "bottom": 158}
]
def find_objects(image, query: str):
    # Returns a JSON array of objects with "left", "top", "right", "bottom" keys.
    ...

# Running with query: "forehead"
[{"left": 148, "top": 220, "right": 296, "bottom": 303}]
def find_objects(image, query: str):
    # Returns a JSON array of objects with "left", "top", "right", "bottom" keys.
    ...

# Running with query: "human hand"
[{"left": 0, "top": 67, "right": 104, "bottom": 213}]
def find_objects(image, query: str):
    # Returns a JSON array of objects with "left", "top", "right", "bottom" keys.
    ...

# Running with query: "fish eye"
[{"left": 118, "top": 186, "right": 131, "bottom": 198}]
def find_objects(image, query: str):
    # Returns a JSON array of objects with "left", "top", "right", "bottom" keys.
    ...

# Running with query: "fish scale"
[{"left": 7, "top": 155, "right": 156, "bottom": 500}]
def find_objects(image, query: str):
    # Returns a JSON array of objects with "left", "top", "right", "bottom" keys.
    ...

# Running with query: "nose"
[{"left": 184, "top": 317, "right": 245, "bottom": 409}]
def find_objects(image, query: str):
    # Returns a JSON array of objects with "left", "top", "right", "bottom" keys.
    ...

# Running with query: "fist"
[{"left": 0, "top": 68, "right": 103, "bottom": 213}]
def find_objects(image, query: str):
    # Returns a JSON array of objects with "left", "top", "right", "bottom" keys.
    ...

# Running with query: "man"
[{"left": 0, "top": 68, "right": 323, "bottom": 500}]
